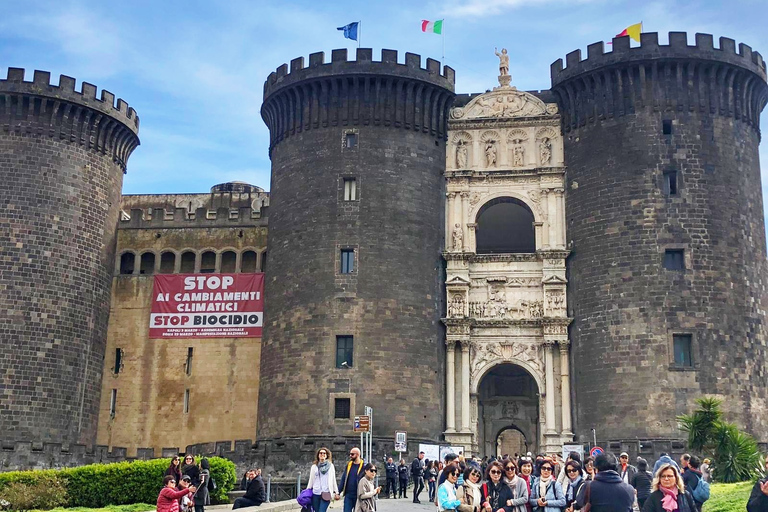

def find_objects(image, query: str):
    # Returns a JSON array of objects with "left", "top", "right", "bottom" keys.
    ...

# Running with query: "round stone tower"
[
  {"left": 258, "top": 48, "right": 455, "bottom": 462},
  {"left": 0, "top": 69, "right": 140, "bottom": 445},
  {"left": 551, "top": 33, "right": 768, "bottom": 448}
]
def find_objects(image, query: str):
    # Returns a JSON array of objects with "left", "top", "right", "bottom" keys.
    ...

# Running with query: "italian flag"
[{"left": 421, "top": 19, "right": 443, "bottom": 34}]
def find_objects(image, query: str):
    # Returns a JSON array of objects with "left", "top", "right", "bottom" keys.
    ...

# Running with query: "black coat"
[
  {"left": 642, "top": 489, "right": 695, "bottom": 512},
  {"left": 748, "top": 479, "right": 768, "bottom": 512},
  {"left": 481, "top": 481, "right": 515, "bottom": 512},
  {"left": 631, "top": 471, "right": 653, "bottom": 502},
  {"left": 411, "top": 458, "right": 424, "bottom": 478},
  {"left": 577, "top": 471, "right": 635, "bottom": 512},
  {"left": 243, "top": 476, "right": 266, "bottom": 505},
  {"left": 398, "top": 465, "right": 410, "bottom": 482}
]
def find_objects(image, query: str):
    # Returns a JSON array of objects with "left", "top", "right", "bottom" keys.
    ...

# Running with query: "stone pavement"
[{"left": 373, "top": 496, "right": 436, "bottom": 511}]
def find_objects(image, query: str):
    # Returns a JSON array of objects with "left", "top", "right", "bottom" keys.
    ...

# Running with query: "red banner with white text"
[{"left": 149, "top": 273, "right": 264, "bottom": 339}]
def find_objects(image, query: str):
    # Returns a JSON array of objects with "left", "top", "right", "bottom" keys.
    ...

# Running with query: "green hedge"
[
  {"left": 703, "top": 481, "right": 755, "bottom": 512},
  {"left": 0, "top": 457, "right": 236, "bottom": 508}
]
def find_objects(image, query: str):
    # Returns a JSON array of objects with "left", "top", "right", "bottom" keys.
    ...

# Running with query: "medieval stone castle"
[{"left": 1, "top": 31, "right": 767, "bottom": 473}]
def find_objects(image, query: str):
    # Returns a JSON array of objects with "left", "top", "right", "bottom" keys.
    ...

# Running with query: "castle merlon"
[
  {"left": 1, "top": 67, "right": 140, "bottom": 134},
  {"left": 119, "top": 206, "right": 267, "bottom": 229},
  {"left": 550, "top": 32, "right": 767, "bottom": 84},
  {"left": 263, "top": 47, "right": 455, "bottom": 99}
]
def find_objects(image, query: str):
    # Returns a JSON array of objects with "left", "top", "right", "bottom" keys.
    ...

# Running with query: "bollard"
[{"left": 266, "top": 475, "right": 271, "bottom": 503}]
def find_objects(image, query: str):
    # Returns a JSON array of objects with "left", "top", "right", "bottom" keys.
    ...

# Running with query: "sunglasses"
[
  {"left": 567, "top": 469, "right": 579, "bottom": 473},
  {"left": 470, "top": 471, "right": 482, "bottom": 477},
  {"left": 368, "top": 469, "right": 377, "bottom": 473},
  {"left": 350, "top": 453, "right": 356, "bottom": 456},
  {"left": 541, "top": 467, "right": 553, "bottom": 471},
  {"left": 490, "top": 470, "right": 502, "bottom": 475},
  {"left": 505, "top": 467, "right": 516, "bottom": 472},
  {"left": 319, "top": 452, "right": 327, "bottom": 455}
]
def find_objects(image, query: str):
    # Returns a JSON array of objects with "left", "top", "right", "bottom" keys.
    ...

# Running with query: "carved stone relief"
[
  {"left": 450, "top": 90, "right": 552, "bottom": 120},
  {"left": 452, "top": 223, "right": 464, "bottom": 252},
  {"left": 471, "top": 341, "right": 545, "bottom": 381},
  {"left": 448, "top": 292, "right": 466, "bottom": 318}
]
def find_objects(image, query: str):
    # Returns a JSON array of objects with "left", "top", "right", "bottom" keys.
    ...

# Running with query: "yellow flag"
[{"left": 616, "top": 22, "right": 642, "bottom": 42}]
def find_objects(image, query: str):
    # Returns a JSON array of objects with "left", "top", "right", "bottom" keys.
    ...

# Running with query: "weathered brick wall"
[
  {"left": 551, "top": 33, "right": 768, "bottom": 443},
  {"left": 0, "top": 69, "right": 139, "bottom": 446},
  {"left": 257, "top": 49, "right": 455, "bottom": 468}
]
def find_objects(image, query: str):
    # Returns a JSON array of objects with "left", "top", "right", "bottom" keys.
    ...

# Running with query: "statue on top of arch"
[{"left": 495, "top": 47, "right": 512, "bottom": 88}]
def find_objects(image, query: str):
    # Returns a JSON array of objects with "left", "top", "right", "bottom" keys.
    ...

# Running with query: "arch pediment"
[{"left": 451, "top": 88, "right": 557, "bottom": 121}]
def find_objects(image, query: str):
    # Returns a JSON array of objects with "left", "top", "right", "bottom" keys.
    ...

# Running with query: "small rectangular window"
[
  {"left": 109, "top": 389, "right": 117, "bottom": 418},
  {"left": 345, "top": 133, "right": 358, "bottom": 149},
  {"left": 114, "top": 348, "right": 123, "bottom": 375},
  {"left": 343, "top": 178, "right": 357, "bottom": 201},
  {"left": 340, "top": 249, "right": 355, "bottom": 274},
  {"left": 673, "top": 334, "right": 693, "bottom": 367},
  {"left": 336, "top": 335, "right": 354, "bottom": 368},
  {"left": 663, "top": 170, "right": 678, "bottom": 196},
  {"left": 184, "top": 389, "right": 190, "bottom": 414},
  {"left": 334, "top": 398, "right": 351, "bottom": 419},
  {"left": 663, "top": 119, "right": 672, "bottom": 135},
  {"left": 185, "top": 347, "right": 193, "bottom": 376},
  {"left": 663, "top": 249, "right": 685, "bottom": 270}
]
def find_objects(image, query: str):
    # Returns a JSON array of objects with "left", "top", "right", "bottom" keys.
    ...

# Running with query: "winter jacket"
[
  {"left": 641, "top": 489, "right": 695, "bottom": 512},
  {"left": 456, "top": 482, "right": 481, "bottom": 512},
  {"left": 354, "top": 477, "right": 377, "bottom": 512},
  {"left": 438, "top": 480, "right": 463, "bottom": 512},
  {"left": 682, "top": 469, "right": 703, "bottom": 505},
  {"left": 529, "top": 479, "right": 566, "bottom": 512},
  {"left": 339, "top": 460, "right": 365, "bottom": 497},
  {"left": 385, "top": 462, "right": 398, "bottom": 479},
  {"left": 398, "top": 464, "right": 410, "bottom": 482},
  {"left": 242, "top": 475, "right": 266, "bottom": 505},
  {"left": 565, "top": 477, "right": 586, "bottom": 509},
  {"left": 157, "top": 487, "right": 193, "bottom": 512},
  {"left": 194, "top": 468, "right": 210, "bottom": 506},
  {"left": 482, "top": 481, "right": 515, "bottom": 512},
  {"left": 619, "top": 465, "right": 637, "bottom": 485},
  {"left": 576, "top": 471, "right": 634, "bottom": 512},
  {"left": 503, "top": 477, "right": 530, "bottom": 512},
  {"left": 631, "top": 471, "right": 653, "bottom": 503},
  {"left": 412, "top": 457, "right": 425, "bottom": 478},
  {"left": 747, "top": 478, "right": 768, "bottom": 512}
]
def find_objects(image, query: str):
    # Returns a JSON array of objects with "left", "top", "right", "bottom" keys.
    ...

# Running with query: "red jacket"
[{"left": 157, "top": 487, "right": 193, "bottom": 512}]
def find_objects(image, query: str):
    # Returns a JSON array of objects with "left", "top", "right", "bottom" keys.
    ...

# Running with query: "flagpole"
[
  {"left": 442, "top": 20, "right": 445, "bottom": 63},
  {"left": 359, "top": 20, "right": 361, "bottom": 49}
]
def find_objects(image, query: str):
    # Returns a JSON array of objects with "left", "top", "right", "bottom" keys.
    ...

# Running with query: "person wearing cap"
[
  {"left": 179, "top": 476, "right": 194, "bottom": 512},
  {"left": 618, "top": 453, "right": 637, "bottom": 485}
]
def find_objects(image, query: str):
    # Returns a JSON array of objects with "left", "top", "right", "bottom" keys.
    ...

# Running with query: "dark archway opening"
[{"left": 476, "top": 198, "right": 535, "bottom": 254}]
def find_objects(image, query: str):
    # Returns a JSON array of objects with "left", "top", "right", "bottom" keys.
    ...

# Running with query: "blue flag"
[{"left": 337, "top": 22, "right": 359, "bottom": 41}]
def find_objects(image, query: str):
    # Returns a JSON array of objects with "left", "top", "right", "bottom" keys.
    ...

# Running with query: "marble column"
[
  {"left": 446, "top": 340, "right": 456, "bottom": 432},
  {"left": 461, "top": 340, "right": 471, "bottom": 432},
  {"left": 467, "top": 223, "right": 477, "bottom": 253},
  {"left": 547, "top": 188, "right": 557, "bottom": 248},
  {"left": 554, "top": 188, "right": 565, "bottom": 249},
  {"left": 460, "top": 192, "right": 470, "bottom": 251},
  {"left": 544, "top": 342, "right": 557, "bottom": 435},
  {"left": 445, "top": 192, "right": 453, "bottom": 249},
  {"left": 559, "top": 340, "right": 573, "bottom": 436}
]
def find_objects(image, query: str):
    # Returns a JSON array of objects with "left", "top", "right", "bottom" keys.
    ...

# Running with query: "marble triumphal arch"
[{"left": 442, "top": 68, "right": 573, "bottom": 455}]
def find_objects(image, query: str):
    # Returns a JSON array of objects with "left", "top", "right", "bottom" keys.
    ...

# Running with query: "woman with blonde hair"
[
  {"left": 641, "top": 463, "right": 696, "bottom": 512},
  {"left": 307, "top": 447, "right": 340, "bottom": 512}
]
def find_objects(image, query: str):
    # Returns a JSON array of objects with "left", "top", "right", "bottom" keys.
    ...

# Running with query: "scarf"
[
  {"left": 465, "top": 480, "right": 481, "bottom": 506},
  {"left": 487, "top": 481, "right": 504, "bottom": 509},
  {"left": 568, "top": 477, "right": 583, "bottom": 502},
  {"left": 317, "top": 461, "right": 331, "bottom": 475},
  {"left": 505, "top": 475, "right": 520, "bottom": 495},
  {"left": 660, "top": 486, "right": 679, "bottom": 512},
  {"left": 539, "top": 474, "right": 553, "bottom": 500}
]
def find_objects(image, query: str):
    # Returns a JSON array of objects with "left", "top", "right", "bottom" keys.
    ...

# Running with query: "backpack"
[
  {"left": 691, "top": 477, "right": 710, "bottom": 503},
  {"left": 207, "top": 475, "right": 217, "bottom": 492}
]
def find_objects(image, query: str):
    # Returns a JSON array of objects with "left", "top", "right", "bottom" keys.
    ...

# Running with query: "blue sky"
[{"left": 1, "top": 0, "right": 767, "bottom": 208}]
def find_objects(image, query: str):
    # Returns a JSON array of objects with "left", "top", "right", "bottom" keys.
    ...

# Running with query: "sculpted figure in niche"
[
  {"left": 456, "top": 139, "right": 468, "bottom": 168},
  {"left": 539, "top": 137, "right": 552, "bottom": 165},
  {"left": 452, "top": 223, "right": 464, "bottom": 251},
  {"left": 513, "top": 145, "right": 525, "bottom": 167},
  {"left": 448, "top": 294, "right": 465, "bottom": 317},
  {"left": 495, "top": 47, "right": 510, "bottom": 76},
  {"left": 485, "top": 140, "right": 497, "bottom": 168}
]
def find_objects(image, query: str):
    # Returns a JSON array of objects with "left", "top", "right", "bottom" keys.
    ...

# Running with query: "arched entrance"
[
  {"left": 496, "top": 426, "right": 528, "bottom": 458},
  {"left": 477, "top": 363, "right": 539, "bottom": 457}
]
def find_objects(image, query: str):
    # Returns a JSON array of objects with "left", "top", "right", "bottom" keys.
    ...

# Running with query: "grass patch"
[
  {"left": 704, "top": 481, "right": 754, "bottom": 512},
  {"left": 28, "top": 504, "right": 156, "bottom": 512}
]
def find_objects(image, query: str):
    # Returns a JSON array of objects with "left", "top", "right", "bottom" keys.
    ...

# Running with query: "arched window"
[
  {"left": 200, "top": 251, "right": 216, "bottom": 273},
  {"left": 119, "top": 252, "right": 135, "bottom": 275},
  {"left": 159, "top": 252, "right": 176, "bottom": 274},
  {"left": 140, "top": 252, "right": 156, "bottom": 275},
  {"left": 260, "top": 251, "right": 267, "bottom": 272},
  {"left": 241, "top": 250, "right": 258, "bottom": 273},
  {"left": 180, "top": 251, "right": 196, "bottom": 273},
  {"left": 221, "top": 251, "right": 237, "bottom": 273},
  {"left": 475, "top": 197, "right": 536, "bottom": 254}
]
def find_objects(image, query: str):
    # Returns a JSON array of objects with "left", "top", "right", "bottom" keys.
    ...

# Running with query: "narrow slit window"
[
  {"left": 663, "top": 170, "right": 679, "bottom": 196},
  {"left": 345, "top": 132, "right": 358, "bottom": 149},
  {"left": 340, "top": 249, "right": 355, "bottom": 274},
  {"left": 109, "top": 389, "right": 117, "bottom": 418},
  {"left": 673, "top": 334, "right": 693, "bottom": 367},
  {"left": 185, "top": 347, "right": 193, "bottom": 376},
  {"left": 184, "top": 389, "right": 190, "bottom": 414},
  {"left": 663, "top": 119, "right": 672, "bottom": 135},
  {"left": 343, "top": 178, "right": 357, "bottom": 201},
  {"left": 114, "top": 348, "right": 123, "bottom": 375},
  {"left": 119, "top": 253, "right": 135, "bottom": 275},
  {"left": 336, "top": 335, "right": 354, "bottom": 368}
]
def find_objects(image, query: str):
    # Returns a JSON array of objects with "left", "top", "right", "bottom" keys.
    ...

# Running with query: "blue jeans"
[
  {"left": 343, "top": 493, "right": 356, "bottom": 512},
  {"left": 312, "top": 494, "right": 330, "bottom": 512}
]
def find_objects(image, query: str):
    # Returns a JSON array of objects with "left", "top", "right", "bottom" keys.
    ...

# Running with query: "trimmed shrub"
[
  {"left": 0, "top": 457, "right": 236, "bottom": 508},
  {"left": 0, "top": 473, "right": 68, "bottom": 511}
]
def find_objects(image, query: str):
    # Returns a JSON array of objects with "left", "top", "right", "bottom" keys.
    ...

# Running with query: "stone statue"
[
  {"left": 495, "top": 47, "right": 510, "bottom": 76},
  {"left": 456, "top": 139, "right": 468, "bottom": 168},
  {"left": 539, "top": 137, "right": 552, "bottom": 165},
  {"left": 485, "top": 141, "right": 497, "bottom": 168},
  {"left": 452, "top": 223, "right": 464, "bottom": 251},
  {"left": 448, "top": 294, "right": 465, "bottom": 317},
  {"left": 513, "top": 145, "right": 525, "bottom": 167}
]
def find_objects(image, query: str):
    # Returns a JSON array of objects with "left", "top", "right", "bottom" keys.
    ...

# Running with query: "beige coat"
[
  {"left": 354, "top": 476, "right": 378, "bottom": 512},
  {"left": 456, "top": 483, "right": 480, "bottom": 512}
]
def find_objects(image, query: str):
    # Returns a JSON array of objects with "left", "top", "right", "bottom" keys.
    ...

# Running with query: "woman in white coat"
[{"left": 307, "top": 447, "right": 340, "bottom": 512}]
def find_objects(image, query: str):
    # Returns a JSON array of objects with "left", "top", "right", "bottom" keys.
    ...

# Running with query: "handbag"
[{"left": 322, "top": 491, "right": 333, "bottom": 501}]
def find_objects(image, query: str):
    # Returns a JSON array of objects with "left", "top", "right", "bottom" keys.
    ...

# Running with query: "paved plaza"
[{"left": 374, "top": 497, "right": 435, "bottom": 511}]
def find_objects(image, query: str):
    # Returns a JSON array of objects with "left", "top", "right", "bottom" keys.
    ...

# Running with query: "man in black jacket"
[
  {"left": 748, "top": 455, "right": 768, "bottom": 512},
  {"left": 398, "top": 459, "right": 410, "bottom": 498},
  {"left": 576, "top": 453, "right": 635, "bottom": 512},
  {"left": 233, "top": 469, "right": 266, "bottom": 508},
  {"left": 411, "top": 451, "right": 425, "bottom": 503},
  {"left": 384, "top": 457, "right": 398, "bottom": 498},
  {"left": 682, "top": 456, "right": 704, "bottom": 512}
]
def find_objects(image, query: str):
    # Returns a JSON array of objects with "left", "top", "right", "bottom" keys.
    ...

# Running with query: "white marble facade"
[{"left": 443, "top": 84, "right": 573, "bottom": 456}]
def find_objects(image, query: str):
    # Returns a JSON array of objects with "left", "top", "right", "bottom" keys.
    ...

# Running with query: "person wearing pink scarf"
[{"left": 641, "top": 464, "right": 695, "bottom": 512}]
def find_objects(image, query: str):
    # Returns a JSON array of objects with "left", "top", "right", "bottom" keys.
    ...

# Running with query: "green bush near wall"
[
  {"left": 0, "top": 457, "right": 236, "bottom": 509},
  {"left": 703, "top": 481, "right": 755, "bottom": 512}
]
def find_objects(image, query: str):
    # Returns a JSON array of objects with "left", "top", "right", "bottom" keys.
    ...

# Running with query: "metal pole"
[
  {"left": 592, "top": 428, "right": 597, "bottom": 448},
  {"left": 266, "top": 475, "right": 271, "bottom": 503},
  {"left": 297, "top": 472, "right": 301, "bottom": 497},
  {"left": 361, "top": 431, "right": 364, "bottom": 461}
]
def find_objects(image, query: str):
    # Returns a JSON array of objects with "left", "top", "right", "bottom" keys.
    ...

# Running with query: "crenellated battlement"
[
  {"left": 0, "top": 67, "right": 140, "bottom": 170},
  {"left": 261, "top": 48, "right": 457, "bottom": 151},
  {"left": 119, "top": 205, "right": 267, "bottom": 229},
  {"left": 551, "top": 32, "right": 766, "bottom": 83},
  {"left": 1, "top": 68, "right": 139, "bottom": 133},
  {"left": 0, "top": 440, "right": 156, "bottom": 471},
  {"left": 549, "top": 32, "right": 768, "bottom": 132},
  {"left": 264, "top": 48, "right": 454, "bottom": 98}
]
